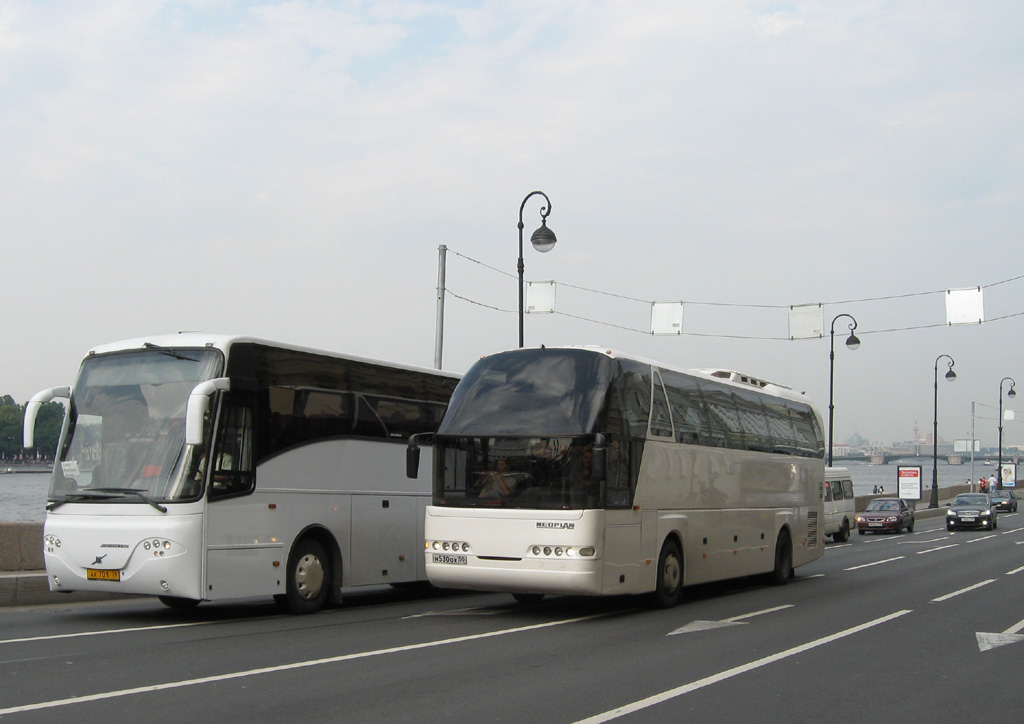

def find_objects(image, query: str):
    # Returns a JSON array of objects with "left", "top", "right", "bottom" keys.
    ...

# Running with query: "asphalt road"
[{"left": 2, "top": 512, "right": 1022, "bottom": 723}]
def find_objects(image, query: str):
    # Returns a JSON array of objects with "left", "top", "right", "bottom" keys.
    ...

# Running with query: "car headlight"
[
  {"left": 947, "top": 511, "right": 957, "bottom": 517},
  {"left": 980, "top": 510, "right": 991, "bottom": 516}
]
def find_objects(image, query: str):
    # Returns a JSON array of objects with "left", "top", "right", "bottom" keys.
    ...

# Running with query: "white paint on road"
[{"left": 572, "top": 610, "right": 913, "bottom": 724}]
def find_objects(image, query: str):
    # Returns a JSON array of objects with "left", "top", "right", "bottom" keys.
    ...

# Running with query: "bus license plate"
[
  {"left": 432, "top": 554, "right": 467, "bottom": 565},
  {"left": 86, "top": 568, "right": 121, "bottom": 581}
]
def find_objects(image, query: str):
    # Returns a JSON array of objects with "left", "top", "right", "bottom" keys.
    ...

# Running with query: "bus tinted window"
[{"left": 439, "top": 349, "right": 615, "bottom": 436}]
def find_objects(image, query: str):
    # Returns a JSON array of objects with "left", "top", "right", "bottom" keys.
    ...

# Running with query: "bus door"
[{"left": 202, "top": 396, "right": 280, "bottom": 600}]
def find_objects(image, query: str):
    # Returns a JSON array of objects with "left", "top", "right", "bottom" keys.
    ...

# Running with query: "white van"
[{"left": 824, "top": 467, "right": 856, "bottom": 542}]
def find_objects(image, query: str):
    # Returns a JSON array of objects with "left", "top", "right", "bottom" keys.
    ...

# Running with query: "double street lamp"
[
  {"left": 827, "top": 314, "right": 860, "bottom": 467},
  {"left": 929, "top": 355, "right": 957, "bottom": 508},
  {"left": 517, "top": 191, "right": 557, "bottom": 348},
  {"left": 997, "top": 377, "right": 1016, "bottom": 491}
]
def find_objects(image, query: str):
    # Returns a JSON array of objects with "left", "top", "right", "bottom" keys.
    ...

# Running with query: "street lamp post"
[
  {"left": 827, "top": 314, "right": 860, "bottom": 467},
  {"left": 997, "top": 377, "right": 1016, "bottom": 491},
  {"left": 930, "top": 355, "right": 957, "bottom": 508},
  {"left": 517, "top": 191, "right": 557, "bottom": 348}
]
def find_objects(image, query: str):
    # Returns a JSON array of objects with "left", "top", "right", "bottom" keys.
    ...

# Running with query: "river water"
[{"left": 0, "top": 462, "right": 999, "bottom": 523}]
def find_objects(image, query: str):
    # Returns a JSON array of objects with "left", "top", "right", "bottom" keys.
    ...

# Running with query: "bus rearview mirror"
[
  {"left": 185, "top": 378, "right": 231, "bottom": 446},
  {"left": 406, "top": 446, "right": 421, "bottom": 479}
]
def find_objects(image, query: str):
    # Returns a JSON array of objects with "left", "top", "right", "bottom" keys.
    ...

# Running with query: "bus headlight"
[
  {"left": 44, "top": 535, "right": 62, "bottom": 553},
  {"left": 426, "top": 540, "right": 470, "bottom": 553},
  {"left": 530, "top": 545, "right": 596, "bottom": 558},
  {"left": 139, "top": 538, "right": 178, "bottom": 557}
]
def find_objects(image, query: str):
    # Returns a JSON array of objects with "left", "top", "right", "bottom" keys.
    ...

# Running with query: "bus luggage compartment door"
[{"left": 349, "top": 494, "right": 424, "bottom": 586}]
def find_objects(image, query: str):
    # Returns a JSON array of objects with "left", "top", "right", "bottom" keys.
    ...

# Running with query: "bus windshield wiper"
[
  {"left": 47, "top": 489, "right": 123, "bottom": 511},
  {"left": 51, "top": 487, "right": 169, "bottom": 513},
  {"left": 94, "top": 488, "right": 169, "bottom": 513},
  {"left": 143, "top": 342, "right": 199, "bottom": 362}
]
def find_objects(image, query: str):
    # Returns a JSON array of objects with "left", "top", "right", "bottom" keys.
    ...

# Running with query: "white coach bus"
[
  {"left": 406, "top": 346, "right": 825, "bottom": 607},
  {"left": 24, "top": 333, "right": 459, "bottom": 613}
]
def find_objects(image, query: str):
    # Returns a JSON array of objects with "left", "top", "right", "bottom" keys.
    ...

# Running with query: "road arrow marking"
[
  {"left": 668, "top": 605, "right": 792, "bottom": 636},
  {"left": 977, "top": 616, "right": 1024, "bottom": 652},
  {"left": 669, "top": 620, "right": 744, "bottom": 635}
]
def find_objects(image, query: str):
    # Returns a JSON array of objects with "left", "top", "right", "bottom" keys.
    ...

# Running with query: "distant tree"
[
  {"left": 0, "top": 401, "right": 21, "bottom": 461},
  {"left": 0, "top": 396, "right": 65, "bottom": 461},
  {"left": 33, "top": 401, "right": 66, "bottom": 460}
]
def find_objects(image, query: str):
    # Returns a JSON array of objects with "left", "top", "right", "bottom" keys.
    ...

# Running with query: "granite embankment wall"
[
  {"left": 0, "top": 484, "right": 975, "bottom": 572},
  {"left": 0, "top": 522, "right": 44, "bottom": 571}
]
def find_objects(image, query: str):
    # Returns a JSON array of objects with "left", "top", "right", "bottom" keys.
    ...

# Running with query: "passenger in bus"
[
  {"left": 476, "top": 459, "right": 520, "bottom": 498},
  {"left": 579, "top": 446, "right": 597, "bottom": 489},
  {"left": 192, "top": 438, "right": 234, "bottom": 486}
]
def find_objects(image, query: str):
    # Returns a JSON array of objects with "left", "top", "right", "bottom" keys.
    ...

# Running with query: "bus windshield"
[
  {"left": 433, "top": 349, "right": 640, "bottom": 510},
  {"left": 49, "top": 347, "right": 223, "bottom": 505}
]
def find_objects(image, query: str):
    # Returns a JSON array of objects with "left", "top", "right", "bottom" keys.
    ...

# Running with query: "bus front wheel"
[
  {"left": 649, "top": 539, "right": 682, "bottom": 608},
  {"left": 281, "top": 538, "right": 331, "bottom": 614}
]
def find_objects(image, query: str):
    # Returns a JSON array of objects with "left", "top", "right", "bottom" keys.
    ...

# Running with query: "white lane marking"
[
  {"left": 844, "top": 556, "right": 904, "bottom": 571},
  {"left": 572, "top": 610, "right": 913, "bottom": 724},
  {"left": 916, "top": 544, "right": 959, "bottom": 555},
  {"left": 966, "top": 535, "right": 998, "bottom": 544},
  {"left": 931, "top": 579, "right": 996, "bottom": 603},
  {"left": 0, "top": 612, "right": 608, "bottom": 715},
  {"left": 402, "top": 607, "right": 505, "bottom": 618},
  {"left": 1007, "top": 565, "right": 1024, "bottom": 575},
  {"left": 0, "top": 620, "right": 220, "bottom": 646}
]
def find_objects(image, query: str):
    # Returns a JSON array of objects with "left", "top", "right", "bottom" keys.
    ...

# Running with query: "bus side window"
[
  {"left": 824, "top": 481, "right": 833, "bottom": 502},
  {"left": 649, "top": 371, "right": 674, "bottom": 439},
  {"left": 209, "top": 402, "right": 255, "bottom": 499}
]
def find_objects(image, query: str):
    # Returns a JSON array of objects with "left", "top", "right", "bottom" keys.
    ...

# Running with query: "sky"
[{"left": 2, "top": 0, "right": 1023, "bottom": 451}]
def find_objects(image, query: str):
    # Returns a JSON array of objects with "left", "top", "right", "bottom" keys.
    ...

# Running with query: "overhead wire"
[{"left": 443, "top": 249, "right": 1024, "bottom": 341}]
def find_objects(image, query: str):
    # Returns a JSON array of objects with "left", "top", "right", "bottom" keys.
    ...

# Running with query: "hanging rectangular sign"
[
  {"left": 651, "top": 302, "right": 683, "bottom": 335},
  {"left": 788, "top": 304, "right": 823, "bottom": 339},
  {"left": 945, "top": 287, "right": 984, "bottom": 325}
]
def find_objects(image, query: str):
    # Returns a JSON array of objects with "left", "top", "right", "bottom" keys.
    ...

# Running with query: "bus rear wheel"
[
  {"left": 649, "top": 539, "right": 682, "bottom": 608},
  {"left": 281, "top": 538, "right": 331, "bottom": 614},
  {"left": 767, "top": 530, "right": 793, "bottom": 586}
]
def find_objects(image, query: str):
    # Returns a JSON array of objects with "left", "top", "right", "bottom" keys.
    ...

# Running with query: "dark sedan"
[
  {"left": 989, "top": 490, "right": 1018, "bottom": 513},
  {"left": 946, "top": 494, "right": 998, "bottom": 531},
  {"left": 856, "top": 498, "right": 915, "bottom": 534}
]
